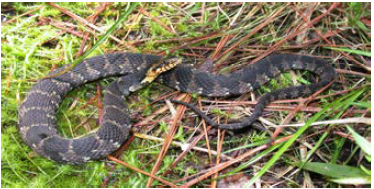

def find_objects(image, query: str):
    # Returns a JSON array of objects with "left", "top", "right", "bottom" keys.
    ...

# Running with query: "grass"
[{"left": 1, "top": 2, "right": 371, "bottom": 188}]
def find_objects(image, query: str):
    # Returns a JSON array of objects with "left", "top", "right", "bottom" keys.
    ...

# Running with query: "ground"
[{"left": 1, "top": 2, "right": 371, "bottom": 188}]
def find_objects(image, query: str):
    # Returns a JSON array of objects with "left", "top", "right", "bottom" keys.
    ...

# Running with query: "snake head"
[
  {"left": 121, "top": 57, "right": 182, "bottom": 95},
  {"left": 140, "top": 57, "right": 182, "bottom": 85}
]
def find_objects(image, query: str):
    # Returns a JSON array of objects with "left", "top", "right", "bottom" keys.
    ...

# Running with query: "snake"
[{"left": 18, "top": 52, "right": 336, "bottom": 164}]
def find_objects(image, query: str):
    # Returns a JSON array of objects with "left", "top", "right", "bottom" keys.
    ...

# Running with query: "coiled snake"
[{"left": 18, "top": 53, "right": 336, "bottom": 164}]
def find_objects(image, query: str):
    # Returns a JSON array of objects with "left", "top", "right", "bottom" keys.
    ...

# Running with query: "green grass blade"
[
  {"left": 245, "top": 100, "right": 336, "bottom": 186},
  {"left": 225, "top": 141, "right": 284, "bottom": 177},
  {"left": 77, "top": 2, "right": 139, "bottom": 62},
  {"left": 346, "top": 126, "right": 371, "bottom": 156},
  {"left": 52, "top": 2, "right": 139, "bottom": 77},
  {"left": 293, "top": 162, "right": 368, "bottom": 178},
  {"left": 304, "top": 88, "right": 366, "bottom": 161},
  {"left": 324, "top": 47, "right": 371, "bottom": 57},
  {"left": 293, "top": 161, "right": 371, "bottom": 185},
  {"left": 246, "top": 87, "right": 367, "bottom": 186}
]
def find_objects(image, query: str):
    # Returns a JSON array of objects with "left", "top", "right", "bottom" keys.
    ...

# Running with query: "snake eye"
[{"left": 39, "top": 133, "right": 48, "bottom": 139}]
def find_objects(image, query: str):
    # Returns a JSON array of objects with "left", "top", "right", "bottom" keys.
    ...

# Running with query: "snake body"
[{"left": 18, "top": 53, "right": 336, "bottom": 164}]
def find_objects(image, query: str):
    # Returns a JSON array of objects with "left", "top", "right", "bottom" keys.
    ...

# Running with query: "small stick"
[
  {"left": 139, "top": 7, "right": 175, "bottom": 34},
  {"left": 179, "top": 135, "right": 294, "bottom": 187},
  {"left": 2, "top": 5, "right": 44, "bottom": 25},
  {"left": 107, "top": 156, "right": 177, "bottom": 188}
]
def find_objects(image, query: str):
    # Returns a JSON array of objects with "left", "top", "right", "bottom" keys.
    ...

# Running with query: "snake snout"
[{"left": 116, "top": 73, "right": 147, "bottom": 96}]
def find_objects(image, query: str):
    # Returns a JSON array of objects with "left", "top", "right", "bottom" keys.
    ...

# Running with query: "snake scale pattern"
[{"left": 18, "top": 53, "right": 336, "bottom": 164}]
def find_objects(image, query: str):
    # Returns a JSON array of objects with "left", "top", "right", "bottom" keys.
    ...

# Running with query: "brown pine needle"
[{"left": 107, "top": 156, "right": 177, "bottom": 187}]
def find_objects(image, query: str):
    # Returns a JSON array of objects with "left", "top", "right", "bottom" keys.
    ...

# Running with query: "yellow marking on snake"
[{"left": 141, "top": 58, "right": 182, "bottom": 84}]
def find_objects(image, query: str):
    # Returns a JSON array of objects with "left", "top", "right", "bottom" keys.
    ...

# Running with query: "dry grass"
[{"left": 1, "top": 2, "right": 371, "bottom": 187}]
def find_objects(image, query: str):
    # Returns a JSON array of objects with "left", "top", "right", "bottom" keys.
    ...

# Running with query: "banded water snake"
[{"left": 18, "top": 53, "right": 336, "bottom": 164}]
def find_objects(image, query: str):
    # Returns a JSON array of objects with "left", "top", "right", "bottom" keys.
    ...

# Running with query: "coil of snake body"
[{"left": 18, "top": 53, "right": 336, "bottom": 164}]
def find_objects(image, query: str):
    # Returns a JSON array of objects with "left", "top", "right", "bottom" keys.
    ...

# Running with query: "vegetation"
[{"left": 1, "top": 2, "right": 371, "bottom": 187}]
